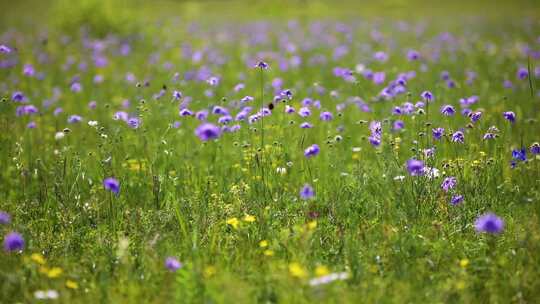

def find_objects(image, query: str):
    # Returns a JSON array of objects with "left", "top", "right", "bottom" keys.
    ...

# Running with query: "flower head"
[
  {"left": 441, "top": 176, "right": 457, "bottom": 192},
  {"left": 0, "top": 211, "right": 10, "bottom": 225},
  {"left": 304, "top": 144, "right": 320, "bottom": 158},
  {"left": 474, "top": 213, "right": 504, "bottom": 234},
  {"left": 406, "top": 159, "right": 425, "bottom": 176},
  {"left": 503, "top": 111, "right": 516, "bottom": 123},
  {"left": 451, "top": 131, "right": 464, "bottom": 143},
  {"left": 103, "top": 177, "right": 120, "bottom": 195},
  {"left": 195, "top": 123, "right": 221, "bottom": 141},
  {"left": 451, "top": 195, "right": 464, "bottom": 205},
  {"left": 300, "top": 184, "right": 315, "bottom": 200},
  {"left": 165, "top": 257, "right": 182, "bottom": 272},
  {"left": 4, "top": 232, "right": 24, "bottom": 252}
]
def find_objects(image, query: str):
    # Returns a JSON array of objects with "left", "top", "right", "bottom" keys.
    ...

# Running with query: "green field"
[{"left": 1, "top": 0, "right": 540, "bottom": 303}]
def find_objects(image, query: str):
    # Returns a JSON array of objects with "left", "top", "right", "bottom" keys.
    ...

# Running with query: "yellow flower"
[
  {"left": 315, "top": 265, "right": 330, "bottom": 277},
  {"left": 204, "top": 265, "right": 216, "bottom": 278},
  {"left": 459, "top": 258, "right": 469, "bottom": 268},
  {"left": 289, "top": 263, "right": 307, "bottom": 279},
  {"left": 66, "top": 280, "right": 79, "bottom": 289},
  {"left": 352, "top": 154, "right": 359, "bottom": 160},
  {"left": 307, "top": 221, "right": 317, "bottom": 230},
  {"left": 226, "top": 217, "right": 239, "bottom": 229},
  {"left": 31, "top": 253, "right": 46, "bottom": 265},
  {"left": 47, "top": 267, "right": 63, "bottom": 278},
  {"left": 259, "top": 240, "right": 268, "bottom": 248},
  {"left": 243, "top": 214, "right": 256, "bottom": 223},
  {"left": 263, "top": 250, "right": 274, "bottom": 256}
]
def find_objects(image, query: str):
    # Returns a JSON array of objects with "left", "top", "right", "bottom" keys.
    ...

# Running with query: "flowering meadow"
[{"left": 1, "top": 0, "right": 540, "bottom": 302}]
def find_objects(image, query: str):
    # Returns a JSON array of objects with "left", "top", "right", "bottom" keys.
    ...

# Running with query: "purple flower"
[
  {"left": 300, "top": 122, "right": 313, "bottom": 129},
  {"left": 304, "top": 144, "right": 320, "bottom": 158},
  {"left": 4, "top": 232, "right": 24, "bottom": 252},
  {"left": 503, "top": 111, "right": 516, "bottom": 123},
  {"left": 300, "top": 184, "right": 315, "bottom": 200},
  {"left": 421, "top": 91, "right": 434, "bottom": 102},
  {"left": 530, "top": 142, "right": 540, "bottom": 155},
  {"left": 195, "top": 123, "right": 221, "bottom": 141},
  {"left": 320, "top": 111, "right": 333, "bottom": 121},
  {"left": 27, "top": 121, "right": 37, "bottom": 129},
  {"left": 103, "top": 177, "right": 120, "bottom": 195},
  {"left": 173, "top": 90, "right": 182, "bottom": 100},
  {"left": 67, "top": 115, "right": 83, "bottom": 124},
  {"left": 432, "top": 128, "right": 444, "bottom": 140},
  {"left": 368, "top": 136, "right": 381, "bottom": 147},
  {"left": 179, "top": 109, "right": 193, "bottom": 117},
  {"left": 12, "top": 91, "right": 25, "bottom": 102},
  {"left": 393, "top": 120, "right": 404, "bottom": 131},
  {"left": 474, "top": 213, "right": 504, "bottom": 234},
  {"left": 451, "top": 131, "right": 464, "bottom": 143},
  {"left": 0, "top": 211, "right": 11, "bottom": 225},
  {"left": 517, "top": 67, "right": 528, "bottom": 80},
  {"left": 255, "top": 61, "right": 269, "bottom": 69},
  {"left": 483, "top": 133, "right": 496, "bottom": 140},
  {"left": 298, "top": 107, "right": 311, "bottom": 118},
  {"left": 407, "top": 49, "right": 420, "bottom": 61},
  {"left": 165, "top": 257, "right": 183, "bottom": 272},
  {"left": 470, "top": 111, "right": 482, "bottom": 123},
  {"left": 440, "top": 105, "right": 455, "bottom": 116},
  {"left": 70, "top": 82, "right": 82, "bottom": 93},
  {"left": 195, "top": 110, "right": 208, "bottom": 121},
  {"left": 451, "top": 195, "right": 464, "bottom": 205},
  {"left": 218, "top": 115, "right": 233, "bottom": 125},
  {"left": 512, "top": 148, "right": 527, "bottom": 162},
  {"left": 0, "top": 44, "right": 12, "bottom": 54},
  {"left": 441, "top": 176, "right": 457, "bottom": 192},
  {"left": 406, "top": 159, "right": 425, "bottom": 176},
  {"left": 127, "top": 117, "right": 140, "bottom": 129}
]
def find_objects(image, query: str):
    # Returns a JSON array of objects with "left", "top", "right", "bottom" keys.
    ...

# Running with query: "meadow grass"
[{"left": 1, "top": 0, "right": 540, "bottom": 303}]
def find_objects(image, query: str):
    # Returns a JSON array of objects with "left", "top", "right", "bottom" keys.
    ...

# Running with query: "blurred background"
[{"left": 1, "top": 0, "right": 539, "bottom": 37}]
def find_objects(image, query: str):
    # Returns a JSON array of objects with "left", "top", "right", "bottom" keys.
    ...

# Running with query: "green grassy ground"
[{"left": 1, "top": 0, "right": 540, "bottom": 303}]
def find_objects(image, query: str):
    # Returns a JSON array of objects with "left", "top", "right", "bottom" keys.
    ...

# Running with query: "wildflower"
[
  {"left": 530, "top": 142, "right": 540, "bottom": 154},
  {"left": 54, "top": 132, "right": 65, "bottom": 141},
  {"left": 259, "top": 240, "right": 269, "bottom": 248},
  {"left": 65, "top": 280, "right": 79, "bottom": 289},
  {"left": 243, "top": 214, "right": 256, "bottom": 223},
  {"left": 512, "top": 148, "right": 527, "bottom": 162},
  {"left": 4, "top": 232, "right": 24, "bottom": 252},
  {"left": 179, "top": 108, "right": 193, "bottom": 116},
  {"left": 406, "top": 159, "right": 425, "bottom": 176},
  {"left": 11, "top": 91, "right": 24, "bottom": 102},
  {"left": 483, "top": 133, "right": 496, "bottom": 140},
  {"left": 289, "top": 263, "right": 307, "bottom": 278},
  {"left": 67, "top": 115, "right": 82, "bottom": 124},
  {"left": 315, "top": 265, "right": 330, "bottom": 277},
  {"left": 503, "top": 111, "right": 516, "bottom": 123},
  {"left": 304, "top": 144, "right": 320, "bottom": 158},
  {"left": 103, "top": 177, "right": 120, "bottom": 195},
  {"left": 451, "top": 131, "right": 464, "bottom": 143},
  {"left": 451, "top": 195, "right": 464, "bottom": 205},
  {"left": 0, "top": 44, "right": 11, "bottom": 53},
  {"left": 517, "top": 67, "right": 528, "bottom": 80},
  {"left": 441, "top": 176, "right": 457, "bottom": 192},
  {"left": 432, "top": 128, "right": 444, "bottom": 140},
  {"left": 309, "top": 272, "right": 349, "bottom": 286},
  {"left": 459, "top": 258, "right": 469, "bottom": 268},
  {"left": 165, "top": 257, "right": 183, "bottom": 272},
  {"left": 226, "top": 217, "right": 239, "bottom": 229},
  {"left": 407, "top": 49, "right": 420, "bottom": 61},
  {"left": 423, "top": 167, "right": 440, "bottom": 179},
  {"left": 320, "top": 111, "right": 333, "bottom": 121},
  {"left": 255, "top": 61, "right": 269, "bottom": 69},
  {"left": 34, "top": 290, "right": 59, "bottom": 300},
  {"left": 127, "top": 117, "right": 140, "bottom": 129},
  {"left": 195, "top": 123, "right": 221, "bottom": 141},
  {"left": 31, "top": 253, "right": 46, "bottom": 264},
  {"left": 47, "top": 267, "right": 63, "bottom": 278},
  {"left": 421, "top": 91, "right": 434, "bottom": 102},
  {"left": 0, "top": 211, "right": 11, "bottom": 224},
  {"left": 173, "top": 90, "right": 182, "bottom": 100},
  {"left": 300, "top": 184, "right": 315, "bottom": 200},
  {"left": 369, "top": 136, "right": 381, "bottom": 147},
  {"left": 440, "top": 105, "right": 455, "bottom": 116},
  {"left": 474, "top": 213, "right": 504, "bottom": 234}
]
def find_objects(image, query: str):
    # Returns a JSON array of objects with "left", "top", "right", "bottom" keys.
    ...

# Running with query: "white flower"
[
  {"left": 276, "top": 167, "right": 287, "bottom": 175},
  {"left": 54, "top": 132, "right": 65, "bottom": 140},
  {"left": 423, "top": 167, "right": 440, "bottom": 179},
  {"left": 46, "top": 290, "right": 59, "bottom": 299},
  {"left": 88, "top": 120, "right": 98, "bottom": 127},
  {"left": 394, "top": 175, "right": 405, "bottom": 181},
  {"left": 309, "top": 272, "right": 349, "bottom": 286},
  {"left": 352, "top": 147, "right": 362, "bottom": 152}
]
